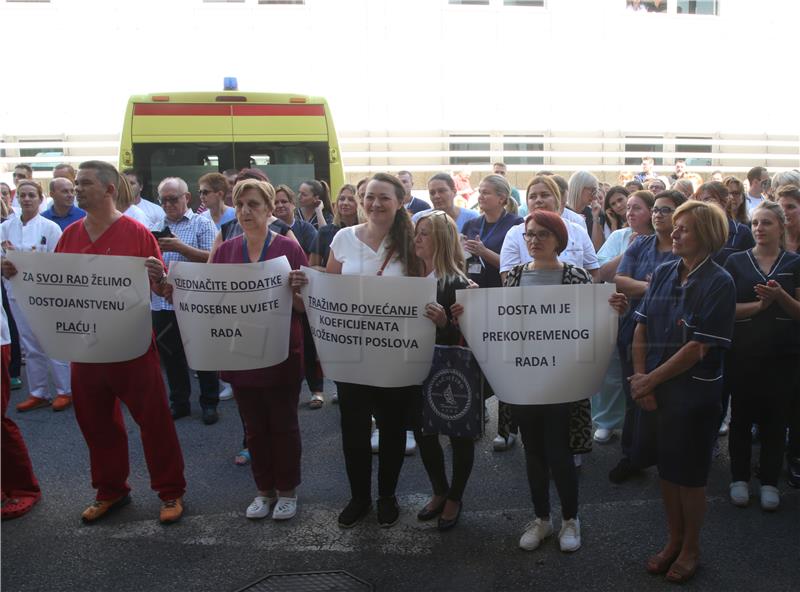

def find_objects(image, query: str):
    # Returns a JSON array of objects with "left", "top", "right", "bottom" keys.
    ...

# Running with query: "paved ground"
[{"left": 2, "top": 378, "right": 798, "bottom": 592}]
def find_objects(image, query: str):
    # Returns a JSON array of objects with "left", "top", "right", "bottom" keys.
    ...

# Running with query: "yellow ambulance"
[{"left": 118, "top": 84, "right": 344, "bottom": 199}]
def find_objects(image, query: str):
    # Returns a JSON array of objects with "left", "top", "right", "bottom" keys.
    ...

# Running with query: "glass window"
[
  {"left": 675, "top": 137, "right": 713, "bottom": 167},
  {"left": 202, "top": 1, "right": 245, "bottom": 3},
  {"left": 677, "top": 0, "right": 718, "bottom": 15},
  {"left": 19, "top": 140, "right": 63, "bottom": 171},
  {"left": 449, "top": 135, "right": 490, "bottom": 166},
  {"left": 258, "top": 1, "right": 304, "bottom": 4},
  {"left": 504, "top": 135, "right": 544, "bottom": 165},
  {"left": 625, "top": 138, "right": 663, "bottom": 166},
  {"left": 449, "top": 1, "right": 490, "bottom": 5},
  {"left": 504, "top": 1, "right": 545, "bottom": 6}
]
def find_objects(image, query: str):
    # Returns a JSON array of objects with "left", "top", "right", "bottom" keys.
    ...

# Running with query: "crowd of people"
[{"left": 1, "top": 157, "right": 798, "bottom": 584}]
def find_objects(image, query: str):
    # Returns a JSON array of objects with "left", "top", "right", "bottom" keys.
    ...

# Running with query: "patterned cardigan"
[{"left": 504, "top": 262, "right": 592, "bottom": 287}]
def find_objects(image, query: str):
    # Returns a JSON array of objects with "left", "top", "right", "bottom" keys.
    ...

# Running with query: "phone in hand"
[{"left": 151, "top": 227, "right": 173, "bottom": 239}]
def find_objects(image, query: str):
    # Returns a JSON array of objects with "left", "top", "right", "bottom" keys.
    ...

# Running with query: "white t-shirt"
[
  {"left": 499, "top": 220, "right": 599, "bottom": 273},
  {"left": 135, "top": 198, "right": 166, "bottom": 230},
  {"left": 0, "top": 213, "right": 63, "bottom": 300},
  {"left": 329, "top": 224, "right": 406, "bottom": 277},
  {"left": 561, "top": 207, "right": 587, "bottom": 231},
  {"left": 123, "top": 204, "right": 150, "bottom": 226},
  {"left": 1, "top": 301, "right": 10, "bottom": 346}
]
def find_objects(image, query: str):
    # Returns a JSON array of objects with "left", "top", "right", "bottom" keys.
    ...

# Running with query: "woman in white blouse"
[{"left": 0, "top": 180, "right": 72, "bottom": 412}]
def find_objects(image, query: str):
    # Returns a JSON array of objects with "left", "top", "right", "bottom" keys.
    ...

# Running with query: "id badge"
[{"left": 468, "top": 262, "right": 482, "bottom": 275}]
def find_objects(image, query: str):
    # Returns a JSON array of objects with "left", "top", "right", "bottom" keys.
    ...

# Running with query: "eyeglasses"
[
  {"left": 728, "top": 191, "right": 742, "bottom": 196},
  {"left": 523, "top": 229, "right": 553, "bottom": 242},
  {"left": 652, "top": 206, "right": 675, "bottom": 216},
  {"left": 160, "top": 196, "right": 181, "bottom": 205},
  {"left": 198, "top": 189, "right": 212, "bottom": 196}
]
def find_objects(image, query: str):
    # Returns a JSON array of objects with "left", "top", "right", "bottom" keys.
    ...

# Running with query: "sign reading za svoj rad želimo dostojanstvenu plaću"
[{"left": 5, "top": 251, "right": 153, "bottom": 363}]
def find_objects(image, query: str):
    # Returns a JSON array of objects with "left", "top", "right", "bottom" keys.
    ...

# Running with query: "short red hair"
[{"left": 526, "top": 210, "right": 569, "bottom": 254}]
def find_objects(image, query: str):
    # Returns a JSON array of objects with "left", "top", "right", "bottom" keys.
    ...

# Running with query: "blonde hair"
[
  {"left": 566, "top": 170, "right": 598, "bottom": 211},
  {"left": 415, "top": 210, "right": 467, "bottom": 285},
  {"left": 752, "top": 200, "right": 786, "bottom": 248},
  {"left": 233, "top": 179, "right": 275, "bottom": 211},
  {"left": 525, "top": 175, "right": 562, "bottom": 211},
  {"left": 116, "top": 174, "right": 135, "bottom": 211},
  {"left": 673, "top": 200, "right": 729, "bottom": 254},
  {"left": 333, "top": 184, "right": 366, "bottom": 227}
]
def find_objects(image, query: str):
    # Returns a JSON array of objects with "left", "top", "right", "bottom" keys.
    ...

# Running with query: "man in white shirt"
[
  {"left": 745, "top": 166, "right": 769, "bottom": 214},
  {"left": 123, "top": 169, "right": 165, "bottom": 230}
]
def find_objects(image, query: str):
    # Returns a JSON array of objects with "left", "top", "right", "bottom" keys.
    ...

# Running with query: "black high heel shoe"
[
  {"left": 437, "top": 502, "right": 462, "bottom": 531},
  {"left": 417, "top": 499, "right": 446, "bottom": 521}
]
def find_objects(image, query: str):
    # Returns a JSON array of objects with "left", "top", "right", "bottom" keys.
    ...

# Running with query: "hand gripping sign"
[
  {"left": 167, "top": 257, "right": 293, "bottom": 371},
  {"left": 300, "top": 266, "right": 437, "bottom": 388},
  {"left": 456, "top": 283, "right": 618, "bottom": 405},
  {"left": 6, "top": 251, "right": 152, "bottom": 363}
]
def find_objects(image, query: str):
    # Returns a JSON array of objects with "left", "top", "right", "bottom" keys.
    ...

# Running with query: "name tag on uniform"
[{"left": 468, "top": 262, "right": 482, "bottom": 275}]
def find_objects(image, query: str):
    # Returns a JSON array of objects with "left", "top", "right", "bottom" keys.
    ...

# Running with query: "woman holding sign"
[
  {"left": 413, "top": 209, "right": 474, "bottom": 531},
  {"left": 629, "top": 201, "right": 735, "bottom": 583},
  {"left": 296, "top": 173, "right": 425, "bottom": 529},
  {"left": 211, "top": 179, "right": 309, "bottom": 522}
]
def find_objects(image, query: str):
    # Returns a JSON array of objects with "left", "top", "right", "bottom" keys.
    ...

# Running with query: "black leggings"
[
  {"left": 301, "top": 314, "right": 324, "bottom": 393},
  {"left": 414, "top": 431, "right": 474, "bottom": 502},
  {"left": 337, "top": 382, "right": 421, "bottom": 502},
  {"left": 729, "top": 354, "right": 800, "bottom": 486},
  {"left": 511, "top": 403, "right": 578, "bottom": 520}
]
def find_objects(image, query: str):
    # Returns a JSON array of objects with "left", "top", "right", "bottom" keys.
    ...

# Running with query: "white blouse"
[{"left": 329, "top": 224, "right": 406, "bottom": 277}]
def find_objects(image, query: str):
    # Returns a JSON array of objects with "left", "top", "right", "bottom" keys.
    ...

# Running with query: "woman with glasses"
[
  {"left": 564, "top": 170, "right": 598, "bottom": 233},
  {"left": 412, "top": 173, "right": 479, "bottom": 233},
  {"left": 695, "top": 181, "right": 754, "bottom": 267},
  {"left": 412, "top": 209, "right": 474, "bottom": 531},
  {"left": 460, "top": 175, "right": 523, "bottom": 289},
  {"left": 723, "top": 201, "right": 800, "bottom": 511},
  {"left": 629, "top": 201, "right": 735, "bottom": 583},
  {"left": 591, "top": 190, "right": 655, "bottom": 443},
  {"left": 198, "top": 173, "right": 236, "bottom": 230},
  {"left": 722, "top": 177, "right": 749, "bottom": 226},
  {"left": 457, "top": 210, "right": 625, "bottom": 553},
  {"left": 609, "top": 190, "right": 686, "bottom": 484}
]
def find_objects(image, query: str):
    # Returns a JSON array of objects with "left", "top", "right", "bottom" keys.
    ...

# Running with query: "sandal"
[
  {"left": 234, "top": 449, "right": 251, "bottom": 466},
  {"left": 665, "top": 560, "right": 699, "bottom": 584},
  {"left": 1, "top": 495, "right": 40, "bottom": 520},
  {"left": 308, "top": 393, "right": 324, "bottom": 410}
]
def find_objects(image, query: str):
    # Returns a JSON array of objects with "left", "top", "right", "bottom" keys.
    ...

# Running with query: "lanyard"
[
  {"left": 478, "top": 211, "right": 506, "bottom": 244},
  {"left": 242, "top": 232, "right": 273, "bottom": 263}
]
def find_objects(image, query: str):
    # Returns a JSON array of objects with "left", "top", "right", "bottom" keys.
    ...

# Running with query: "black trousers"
[
  {"left": 729, "top": 354, "right": 800, "bottom": 486},
  {"left": 2, "top": 287, "right": 21, "bottom": 378},
  {"left": 510, "top": 402, "right": 578, "bottom": 520},
  {"left": 152, "top": 310, "right": 218, "bottom": 411},
  {"left": 301, "top": 314, "right": 324, "bottom": 393},
  {"left": 414, "top": 431, "right": 474, "bottom": 502},
  {"left": 337, "top": 381, "right": 421, "bottom": 502}
]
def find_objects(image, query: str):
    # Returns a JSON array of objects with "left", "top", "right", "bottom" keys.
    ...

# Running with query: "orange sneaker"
[
  {"left": 159, "top": 497, "right": 184, "bottom": 524},
  {"left": 16, "top": 396, "right": 51, "bottom": 412},
  {"left": 52, "top": 394, "right": 73, "bottom": 412},
  {"left": 81, "top": 495, "right": 131, "bottom": 523}
]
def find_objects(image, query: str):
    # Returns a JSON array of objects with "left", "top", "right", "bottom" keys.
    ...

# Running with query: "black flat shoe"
[
  {"left": 417, "top": 500, "right": 446, "bottom": 521},
  {"left": 437, "top": 503, "right": 461, "bottom": 531}
]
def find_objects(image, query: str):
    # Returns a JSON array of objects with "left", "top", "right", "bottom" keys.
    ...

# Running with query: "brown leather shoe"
[
  {"left": 81, "top": 495, "right": 131, "bottom": 523},
  {"left": 16, "top": 396, "right": 51, "bottom": 412},
  {"left": 159, "top": 497, "right": 184, "bottom": 524},
  {"left": 52, "top": 394, "right": 73, "bottom": 412}
]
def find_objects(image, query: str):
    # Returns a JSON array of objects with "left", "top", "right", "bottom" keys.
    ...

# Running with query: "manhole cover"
[{"left": 234, "top": 570, "right": 373, "bottom": 592}]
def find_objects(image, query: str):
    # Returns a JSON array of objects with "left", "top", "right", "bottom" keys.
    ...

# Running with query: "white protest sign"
[
  {"left": 168, "top": 257, "right": 293, "bottom": 371},
  {"left": 301, "top": 267, "right": 437, "bottom": 388},
  {"left": 457, "top": 284, "right": 618, "bottom": 404},
  {"left": 6, "top": 251, "right": 152, "bottom": 363}
]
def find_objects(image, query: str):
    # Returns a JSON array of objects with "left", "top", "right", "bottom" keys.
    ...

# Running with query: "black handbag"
[
  {"left": 569, "top": 399, "right": 593, "bottom": 455},
  {"left": 422, "top": 345, "right": 484, "bottom": 438}
]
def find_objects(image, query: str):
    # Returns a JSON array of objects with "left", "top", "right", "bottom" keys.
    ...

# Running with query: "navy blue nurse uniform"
[
  {"left": 713, "top": 218, "right": 754, "bottom": 267},
  {"left": 633, "top": 257, "right": 736, "bottom": 487}
]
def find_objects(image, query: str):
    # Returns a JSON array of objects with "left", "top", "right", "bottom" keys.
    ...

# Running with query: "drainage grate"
[{"left": 233, "top": 570, "right": 373, "bottom": 592}]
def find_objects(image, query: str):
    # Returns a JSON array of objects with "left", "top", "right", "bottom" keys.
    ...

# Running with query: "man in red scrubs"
[{"left": 2, "top": 160, "right": 187, "bottom": 524}]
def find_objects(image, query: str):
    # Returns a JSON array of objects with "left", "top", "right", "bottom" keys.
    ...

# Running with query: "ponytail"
[{"left": 303, "top": 179, "right": 334, "bottom": 219}]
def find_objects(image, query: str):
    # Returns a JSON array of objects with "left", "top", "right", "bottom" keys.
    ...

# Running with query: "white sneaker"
[
  {"left": 272, "top": 496, "right": 298, "bottom": 520},
  {"left": 405, "top": 431, "right": 417, "bottom": 455},
  {"left": 718, "top": 421, "right": 729, "bottom": 436},
  {"left": 246, "top": 495, "right": 275, "bottom": 519},
  {"left": 573, "top": 454, "right": 583, "bottom": 467},
  {"left": 519, "top": 517, "right": 553, "bottom": 551},
  {"left": 760, "top": 485, "right": 780, "bottom": 511},
  {"left": 729, "top": 481, "right": 749, "bottom": 507},
  {"left": 493, "top": 433, "right": 516, "bottom": 451},
  {"left": 593, "top": 428, "right": 613, "bottom": 443},
  {"left": 371, "top": 429, "right": 380, "bottom": 454},
  {"left": 558, "top": 518, "right": 581, "bottom": 552},
  {"left": 219, "top": 381, "right": 233, "bottom": 401}
]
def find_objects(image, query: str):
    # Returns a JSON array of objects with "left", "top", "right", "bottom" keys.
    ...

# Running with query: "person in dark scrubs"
[
  {"left": 629, "top": 201, "right": 735, "bottom": 583},
  {"left": 610, "top": 190, "right": 685, "bottom": 483},
  {"left": 695, "top": 181, "right": 754, "bottom": 267},
  {"left": 723, "top": 201, "right": 800, "bottom": 510}
]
